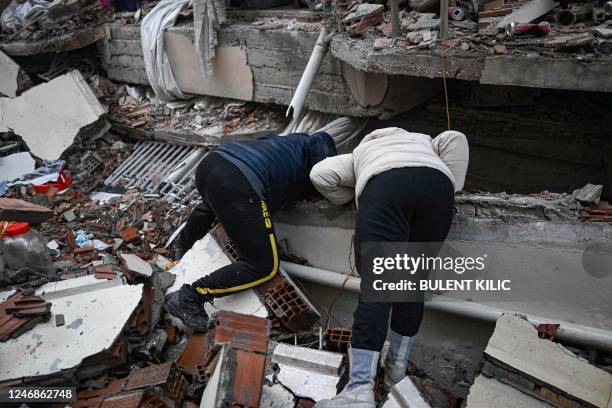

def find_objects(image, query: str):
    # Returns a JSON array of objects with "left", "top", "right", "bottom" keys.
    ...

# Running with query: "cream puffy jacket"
[{"left": 310, "top": 128, "right": 469, "bottom": 207}]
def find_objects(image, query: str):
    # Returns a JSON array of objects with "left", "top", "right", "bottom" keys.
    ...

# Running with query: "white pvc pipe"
[
  {"left": 281, "top": 261, "right": 612, "bottom": 353},
  {"left": 286, "top": 27, "right": 331, "bottom": 121}
]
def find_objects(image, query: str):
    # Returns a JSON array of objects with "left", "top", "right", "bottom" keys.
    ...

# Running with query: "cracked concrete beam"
[{"left": 484, "top": 314, "right": 612, "bottom": 407}]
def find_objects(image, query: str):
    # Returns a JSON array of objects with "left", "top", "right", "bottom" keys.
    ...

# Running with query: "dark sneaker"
[{"left": 164, "top": 285, "right": 210, "bottom": 331}]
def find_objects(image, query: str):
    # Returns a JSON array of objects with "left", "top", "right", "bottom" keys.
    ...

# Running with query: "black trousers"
[
  {"left": 352, "top": 167, "right": 455, "bottom": 351},
  {"left": 180, "top": 153, "right": 279, "bottom": 298}
]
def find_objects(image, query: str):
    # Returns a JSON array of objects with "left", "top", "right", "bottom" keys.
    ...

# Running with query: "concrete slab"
[
  {"left": 0, "top": 279, "right": 143, "bottom": 382},
  {"left": 0, "top": 50, "right": 22, "bottom": 97},
  {"left": 165, "top": 33, "right": 253, "bottom": 102},
  {"left": 383, "top": 376, "right": 431, "bottom": 408},
  {"left": 119, "top": 253, "right": 153, "bottom": 278},
  {"left": 484, "top": 314, "right": 612, "bottom": 407},
  {"left": 0, "top": 71, "right": 105, "bottom": 160},
  {"left": 0, "top": 152, "right": 35, "bottom": 182},
  {"left": 466, "top": 375, "right": 552, "bottom": 407},
  {"left": 260, "top": 383, "right": 296, "bottom": 407},
  {"left": 167, "top": 233, "right": 268, "bottom": 318},
  {"left": 271, "top": 343, "right": 343, "bottom": 401}
]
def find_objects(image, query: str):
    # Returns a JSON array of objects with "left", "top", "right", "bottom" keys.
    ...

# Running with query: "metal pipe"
[
  {"left": 555, "top": 3, "right": 592, "bottom": 26},
  {"left": 281, "top": 262, "right": 612, "bottom": 352},
  {"left": 449, "top": 6, "right": 466, "bottom": 21},
  {"left": 286, "top": 27, "right": 332, "bottom": 122}
]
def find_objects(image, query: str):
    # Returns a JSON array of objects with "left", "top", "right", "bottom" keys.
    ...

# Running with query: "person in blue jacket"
[{"left": 164, "top": 132, "right": 337, "bottom": 331}]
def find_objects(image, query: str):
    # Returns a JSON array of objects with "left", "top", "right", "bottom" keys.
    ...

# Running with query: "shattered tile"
[
  {"left": 0, "top": 292, "right": 51, "bottom": 341},
  {"left": 120, "top": 226, "right": 140, "bottom": 243}
]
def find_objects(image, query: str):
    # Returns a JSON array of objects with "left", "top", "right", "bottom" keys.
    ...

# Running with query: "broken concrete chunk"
[
  {"left": 574, "top": 183, "right": 603, "bottom": 205},
  {"left": 119, "top": 253, "right": 153, "bottom": 277},
  {"left": 592, "top": 25, "right": 612, "bottom": 38},
  {"left": 0, "top": 50, "right": 31, "bottom": 97},
  {"left": 383, "top": 376, "right": 431, "bottom": 408},
  {"left": 260, "top": 383, "right": 296, "bottom": 407},
  {"left": 0, "top": 277, "right": 143, "bottom": 381},
  {"left": 0, "top": 152, "right": 35, "bottom": 183},
  {"left": 402, "top": 15, "right": 440, "bottom": 31},
  {"left": 63, "top": 209, "right": 77, "bottom": 222},
  {"left": 0, "top": 197, "right": 53, "bottom": 224},
  {"left": 0, "top": 71, "right": 106, "bottom": 160},
  {"left": 483, "top": 314, "right": 612, "bottom": 408},
  {"left": 271, "top": 343, "right": 343, "bottom": 402},
  {"left": 466, "top": 375, "right": 552, "bottom": 407}
]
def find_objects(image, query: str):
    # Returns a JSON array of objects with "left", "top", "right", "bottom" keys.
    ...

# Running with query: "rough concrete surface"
[
  {"left": 0, "top": 71, "right": 105, "bottom": 160},
  {"left": 0, "top": 50, "right": 21, "bottom": 97},
  {"left": 466, "top": 375, "right": 552, "bottom": 407},
  {"left": 101, "top": 19, "right": 439, "bottom": 118},
  {"left": 484, "top": 314, "right": 612, "bottom": 407}
]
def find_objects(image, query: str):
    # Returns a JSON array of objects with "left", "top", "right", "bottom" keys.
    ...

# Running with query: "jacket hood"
[{"left": 305, "top": 131, "right": 337, "bottom": 171}]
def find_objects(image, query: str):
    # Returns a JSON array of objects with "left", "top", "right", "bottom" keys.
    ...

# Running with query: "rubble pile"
[
  {"left": 0, "top": 0, "right": 110, "bottom": 42},
  {"left": 106, "top": 83, "right": 286, "bottom": 136},
  {"left": 333, "top": 0, "right": 612, "bottom": 57}
]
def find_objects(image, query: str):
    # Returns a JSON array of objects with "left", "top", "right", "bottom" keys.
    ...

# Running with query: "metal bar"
[
  {"left": 391, "top": 0, "right": 400, "bottom": 38},
  {"left": 148, "top": 146, "right": 196, "bottom": 191},
  {"left": 105, "top": 141, "right": 148, "bottom": 185},
  {"left": 138, "top": 144, "right": 184, "bottom": 190},
  {"left": 125, "top": 143, "right": 169, "bottom": 188},
  {"left": 110, "top": 142, "right": 162, "bottom": 187},
  {"left": 440, "top": 0, "right": 449, "bottom": 39}
]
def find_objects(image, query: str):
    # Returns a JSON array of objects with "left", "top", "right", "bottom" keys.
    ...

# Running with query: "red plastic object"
[
  {"left": 33, "top": 170, "right": 73, "bottom": 194},
  {"left": 5, "top": 222, "right": 30, "bottom": 237}
]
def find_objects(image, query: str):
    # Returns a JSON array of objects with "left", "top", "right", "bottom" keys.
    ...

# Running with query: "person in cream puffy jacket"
[{"left": 311, "top": 127, "right": 469, "bottom": 408}]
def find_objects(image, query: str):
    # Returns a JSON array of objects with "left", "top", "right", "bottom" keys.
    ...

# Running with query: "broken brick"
[
  {"left": 178, "top": 311, "right": 270, "bottom": 384},
  {"left": 0, "top": 292, "right": 51, "bottom": 341},
  {"left": 324, "top": 328, "right": 353, "bottom": 353},
  {"left": 95, "top": 266, "right": 117, "bottom": 280},
  {"left": 120, "top": 227, "right": 140, "bottom": 243}
]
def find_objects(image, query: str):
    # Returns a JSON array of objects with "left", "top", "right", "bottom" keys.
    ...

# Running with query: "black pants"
[
  {"left": 352, "top": 167, "right": 455, "bottom": 351},
  {"left": 180, "top": 153, "right": 279, "bottom": 298}
]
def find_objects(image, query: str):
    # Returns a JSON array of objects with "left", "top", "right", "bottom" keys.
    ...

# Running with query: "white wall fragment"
[
  {"left": 0, "top": 70, "right": 105, "bottom": 160},
  {"left": 271, "top": 343, "right": 343, "bottom": 402},
  {"left": 0, "top": 50, "right": 21, "bottom": 97},
  {"left": 0, "top": 278, "right": 143, "bottom": 382},
  {"left": 383, "top": 376, "right": 431, "bottom": 408},
  {"left": 0, "top": 152, "right": 35, "bottom": 182}
]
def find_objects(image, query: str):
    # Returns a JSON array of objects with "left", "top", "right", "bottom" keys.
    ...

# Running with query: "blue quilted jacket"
[{"left": 215, "top": 132, "right": 337, "bottom": 211}]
